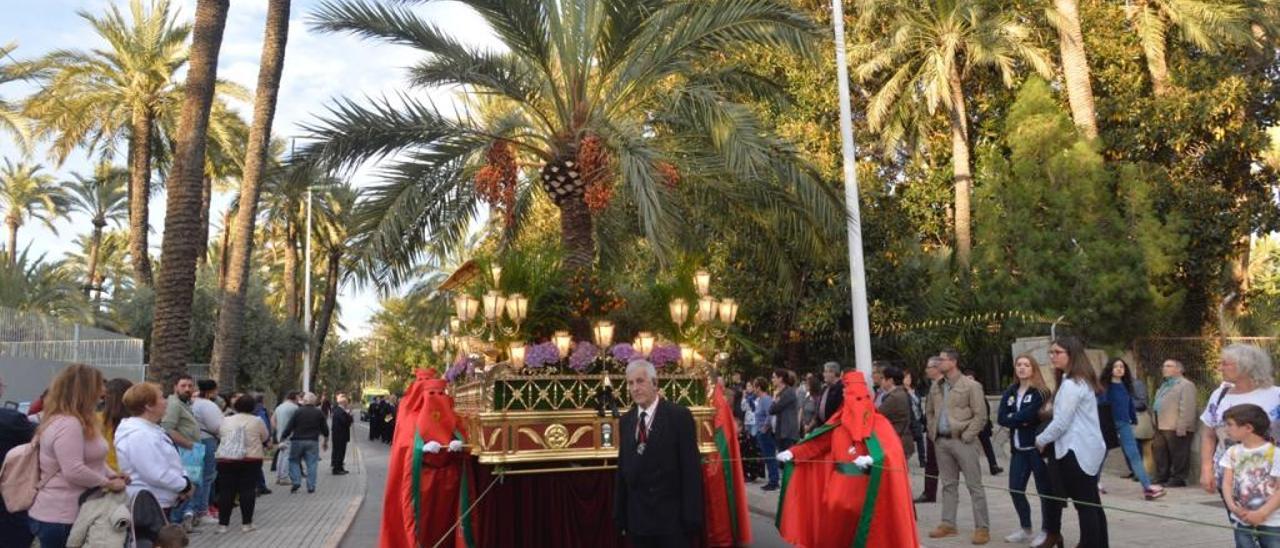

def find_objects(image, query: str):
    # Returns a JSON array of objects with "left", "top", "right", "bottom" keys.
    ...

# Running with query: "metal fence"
[
  {"left": 0, "top": 307, "right": 145, "bottom": 388},
  {"left": 1132, "top": 337, "right": 1280, "bottom": 404}
]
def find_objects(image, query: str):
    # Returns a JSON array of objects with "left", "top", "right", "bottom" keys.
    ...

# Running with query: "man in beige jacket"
[
  {"left": 926, "top": 349, "right": 991, "bottom": 545},
  {"left": 1152, "top": 358, "right": 1197, "bottom": 487}
]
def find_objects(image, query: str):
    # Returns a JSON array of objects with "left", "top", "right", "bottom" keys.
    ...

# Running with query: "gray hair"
[
  {"left": 1222, "top": 343, "right": 1274, "bottom": 388},
  {"left": 302, "top": 392, "right": 320, "bottom": 406},
  {"left": 625, "top": 359, "right": 658, "bottom": 381},
  {"left": 926, "top": 356, "right": 944, "bottom": 367},
  {"left": 823, "top": 361, "right": 841, "bottom": 374}
]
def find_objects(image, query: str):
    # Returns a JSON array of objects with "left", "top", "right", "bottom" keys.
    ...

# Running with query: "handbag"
[
  {"left": 178, "top": 443, "right": 205, "bottom": 484},
  {"left": 0, "top": 434, "right": 54, "bottom": 512},
  {"left": 1133, "top": 410, "right": 1155, "bottom": 440},
  {"left": 1097, "top": 401, "right": 1120, "bottom": 450}
]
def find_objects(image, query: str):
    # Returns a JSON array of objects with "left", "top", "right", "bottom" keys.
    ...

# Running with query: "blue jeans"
[
  {"left": 756, "top": 431, "right": 779, "bottom": 486},
  {"left": 178, "top": 436, "right": 218, "bottom": 517},
  {"left": 1235, "top": 523, "right": 1280, "bottom": 548},
  {"left": 28, "top": 517, "right": 72, "bottom": 548},
  {"left": 1114, "top": 420, "right": 1152, "bottom": 489},
  {"left": 1009, "top": 448, "right": 1052, "bottom": 531},
  {"left": 289, "top": 439, "right": 321, "bottom": 491}
]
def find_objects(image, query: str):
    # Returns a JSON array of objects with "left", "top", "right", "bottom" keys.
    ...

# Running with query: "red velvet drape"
[{"left": 469, "top": 463, "right": 628, "bottom": 548}]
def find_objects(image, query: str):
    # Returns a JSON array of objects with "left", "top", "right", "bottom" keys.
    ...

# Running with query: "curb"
[{"left": 321, "top": 443, "right": 366, "bottom": 548}]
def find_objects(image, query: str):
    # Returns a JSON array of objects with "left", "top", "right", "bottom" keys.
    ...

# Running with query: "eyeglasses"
[{"left": 1048, "top": 349, "right": 1067, "bottom": 355}]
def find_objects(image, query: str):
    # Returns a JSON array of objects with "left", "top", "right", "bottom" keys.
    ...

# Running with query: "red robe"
[
  {"left": 702, "top": 382, "right": 752, "bottom": 547},
  {"left": 380, "top": 371, "right": 472, "bottom": 548},
  {"left": 776, "top": 373, "right": 918, "bottom": 548}
]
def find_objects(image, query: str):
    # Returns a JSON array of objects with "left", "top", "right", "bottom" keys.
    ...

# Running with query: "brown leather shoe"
[
  {"left": 971, "top": 528, "right": 990, "bottom": 545},
  {"left": 928, "top": 524, "right": 958, "bottom": 538}
]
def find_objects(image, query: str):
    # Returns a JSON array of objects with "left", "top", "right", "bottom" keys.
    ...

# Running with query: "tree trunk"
[
  {"left": 198, "top": 175, "right": 212, "bottom": 265},
  {"left": 1132, "top": 4, "right": 1171, "bottom": 96},
  {"left": 127, "top": 107, "right": 155, "bottom": 287},
  {"left": 1053, "top": 0, "right": 1100, "bottom": 140},
  {"left": 558, "top": 194, "right": 594, "bottom": 337},
  {"left": 5, "top": 217, "right": 17, "bottom": 264},
  {"left": 947, "top": 63, "right": 973, "bottom": 269},
  {"left": 85, "top": 220, "right": 104, "bottom": 298},
  {"left": 210, "top": 0, "right": 292, "bottom": 391},
  {"left": 284, "top": 218, "right": 300, "bottom": 322},
  {"left": 311, "top": 249, "right": 340, "bottom": 377},
  {"left": 148, "top": 0, "right": 229, "bottom": 387},
  {"left": 217, "top": 207, "right": 233, "bottom": 292}
]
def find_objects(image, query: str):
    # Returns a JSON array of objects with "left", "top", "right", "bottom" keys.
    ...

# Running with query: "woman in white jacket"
[{"left": 114, "top": 382, "right": 193, "bottom": 514}]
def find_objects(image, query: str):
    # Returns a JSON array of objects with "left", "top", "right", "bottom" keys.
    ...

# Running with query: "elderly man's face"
[
  {"left": 823, "top": 368, "right": 838, "bottom": 384},
  {"left": 627, "top": 368, "right": 659, "bottom": 408}
]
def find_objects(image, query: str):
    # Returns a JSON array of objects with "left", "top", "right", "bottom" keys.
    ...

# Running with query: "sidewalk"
[
  {"left": 191, "top": 444, "right": 365, "bottom": 548},
  {"left": 744, "top": 446, "right": 1232, "bottom": 547}
]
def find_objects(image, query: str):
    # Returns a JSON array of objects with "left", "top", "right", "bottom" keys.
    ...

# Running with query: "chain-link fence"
[
  {"left": 1132, "top": 337, "right": 1280, "bottom": 405},
  {"left": 0, "top": 307, "right": 145, "bottom": 401}
]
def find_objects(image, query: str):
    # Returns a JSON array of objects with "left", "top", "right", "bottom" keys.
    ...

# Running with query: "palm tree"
[
  {"left": 0, "top": 43, "right": 32, "bottom": 150},
  {"left": 309, "top": 182, "right": 360, "bottom": 379},
  {"left": 1124, "top": 0, "right": 1252, "bottom": 96},
  {"left": 64, "top": 163, "right": 129, "bottom": 297},
  {"left": 0, "top": 160, "right": 67, "bottom": 265},
  {"left": 853, "top": 0, "right": 1052, "bottom": 268},
  {"left": 210, "top": 0, "right": 292, "bottom": 390},
  {"left": 304, "top": 0, "right": 837, "bottom": 294},
  {"left": 147, "top": 0, "right": 230, "bottom": 385},
  {"left": 0, "top": 249, "right": 92, "bottom": 321},
  {"left": 64, "top": 230, "right": 131, "bottom": 306},
  {"left": 25, "top": 0, "right": 191, "bottom": 287},
  {"left": 1048, "top": 0, "right": 1099, "bottom": 139}
]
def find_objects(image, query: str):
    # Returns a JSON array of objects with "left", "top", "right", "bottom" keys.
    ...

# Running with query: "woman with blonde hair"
[
  {"left": 28, "top": 364, "right": 127, "bottom": 548},
  {"left": 997, "top": 354, "right": 1055, "bottom": 544}
]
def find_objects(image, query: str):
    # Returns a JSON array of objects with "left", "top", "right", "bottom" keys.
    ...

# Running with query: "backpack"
[
  {"left": 217, "top": 422, "right": 248, "bottom": 460},
  {"left": 0, "top": 435, "right": 55, "bottom": 513}
]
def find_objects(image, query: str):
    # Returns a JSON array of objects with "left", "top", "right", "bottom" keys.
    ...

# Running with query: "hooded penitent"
[
  {"left": 775, "top": 371, "right": 918, "bottom": 548},
  {"left": 380, "top": 370, "right": 472, "bottom": 548},
  {"left": 702, "top": 381, "right": 752, "bottom": 547}
]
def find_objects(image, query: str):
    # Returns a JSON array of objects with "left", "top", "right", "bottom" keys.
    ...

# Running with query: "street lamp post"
[{"left": 831, "top": 0, "right": 873, "bottom": 378}]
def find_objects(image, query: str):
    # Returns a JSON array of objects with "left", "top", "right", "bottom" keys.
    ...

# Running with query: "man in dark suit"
[
  {"left": 331, "top": 393, "right": 354, "bottom": 474},
  {"left": 615, "top": 360, "right": 704, "bottom": 547},
  {"left": 816, "top": 361, "right": 844, "bottom": 426}
]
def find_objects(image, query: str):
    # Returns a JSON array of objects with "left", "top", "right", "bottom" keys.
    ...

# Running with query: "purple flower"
[
  {"left": 610, "top": 343, "right": 637, "bottom": 363},
  {"left": 445, "top": 355, "right": 468, "bottom": 383},
  {"left": 569, "top": 342, "right": 599, "bottom": 372},
  {"left": 525, "top": 341, "right": 561, "bottom": 368},
  {"left": 649, "top": 344, "right": 681, "bottom": 368}
]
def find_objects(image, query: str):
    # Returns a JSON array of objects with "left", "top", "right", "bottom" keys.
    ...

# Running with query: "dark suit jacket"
[
  {"left": 331, "top": 406, "right": 353, "bottom": 442},
  {"left": 817, "top": 381, "right": 844, "bottom": 425},
  {"left": 614, "top": 398, "right": 704, "bottom": 538}
]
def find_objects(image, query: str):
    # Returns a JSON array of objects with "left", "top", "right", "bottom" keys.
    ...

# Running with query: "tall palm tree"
[
  {"left": 211, "top": 0, "right": 292, "bottom": 390},
  {"left": 64, "top": 230, "right": 131, "bottom": 306},
  {"left": 1124, "top": 0, "right": 1252, "bottom": 96},
  {"left": 148, "top": 0, "right": 230, "bottom": 385},
  {"left": 0, "top": 43, "right": 32, "bottom": 150},
  {"left": 0, "top": 249, "right": 92, "bottom": 321},
  {"left": 25, "top": 0, "right": 191, "bottom": 287},
  {"left": 1048, "top": 0, "right": 1099, "bottom": 139},
  {"left": 853, "top": 0, "right": 1052, "bottom": 268},
  {"left": 0, "top": 160, "right": 67, "bottom": 265},
  {"left": 304, "top": 0, "right": 838, "bottom": 294},
  {"left": 64, "top": 163, "right": 129, "bottom": 297},
  {"left": 310, "top": 182, "right": 359, "bottom": 379}
]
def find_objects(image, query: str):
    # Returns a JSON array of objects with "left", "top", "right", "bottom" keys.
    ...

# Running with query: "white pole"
[
  {"left": 831, "top": 0, "right": 873, "bottom": 378},
  {"left": 303, "top": 171, "right": 313, "bottom": 394}
]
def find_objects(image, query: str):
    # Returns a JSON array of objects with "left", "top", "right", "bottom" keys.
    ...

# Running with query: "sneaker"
[
  {"left": 913, "top": 495, "right": 935, "bottom": 503},
  {"left": 928, "top": 524, "right": 958, "bottom": 538},
  {"left": 989, "top": 466, "right": 1003, "bottom": 476},
  {"left": 1004, "top": 529, "right": 1032, "bottom": 543},
  {"left": 276, "top": 478, "right": 292, "bottom": 486},
  {"left": 971, "top": 528, "right": 990, "bottom": 545},
  {"left": 307, "top": 488, "right": 315, "bottom": 494},
  {"left": 1097, "top": 482, "right": 1107, "bottom": 495},
  {"left": 1030, "top": 530, "right": 1048, "bottom": 546},
  {"left": 197, "top": 515, "right": 219, "bottom": 527},
  {"left": 291, "top": 485, "right": 301, "bottom": 494},
  {"left": 215, "top": 525, "right": 228, "bottom": 535},
  {"left": 1144, "top": 486, "right": 1166, "bottom": 500},
  {"left": 242, "top": 524, "right": 256, "bottom": 533},
  {"left": 257, "top": 487, "right": 273, "bottom": 495},
  {"left": 762, "top": 484, "right": 779, "bottom": 491},
  {"left": 181, "top": 512, "right": 195, "bottom": 533}
]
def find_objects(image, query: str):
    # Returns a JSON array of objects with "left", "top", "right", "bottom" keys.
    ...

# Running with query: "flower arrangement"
[
  {"left": 445, "top": 354, "right": 471, "bottom": 383},
  {"left": 568, "top": 342, "right": 599, "bottom": 372},
  {"left": 524, "top": 341, "right": 561, "bottom": 369},
  {"left": 649, "top": 344, "right": 681, "bottom": 368},
  {"left": 609, "top": 343, "right": 637, "bottom": 363}
]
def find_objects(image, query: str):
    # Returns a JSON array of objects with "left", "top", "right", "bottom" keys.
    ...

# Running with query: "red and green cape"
[{"left": 703, "top": 381, "right": 752, "bottom": 547}]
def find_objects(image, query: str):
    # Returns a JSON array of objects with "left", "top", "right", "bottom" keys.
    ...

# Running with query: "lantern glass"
[
  {"left": 636, "top": 331, "right": 656, "bottom": 358},
  {"left": 509, "top": 341, "right": 525, "bottom": 369},
  {"left": 490, "top": 264, "right": 503, "bottom": 288},
  {"left": 431, "top": 335, "right": 445, "bottom": 354},
  {"left": 553, "top": 330, "right": 573, "bottom": 358},
  {"left": 449, "top": 316, "right": 462, "bottom": 333},
  {"left": 719, "top": 298, "right": 739, "bottom": 324},
  {"left": 680, "top": 344, "right": 695, "bottom": 368},
  {"left": 593, "top": 321, "right": 615, "bottom": 348},
  {"left": 506, "top": 294, "right": 528, "bottom": 323},
  {"left": 669, "top": 298, "right": 688, "bottom": 326},
  {"left": 697, "top": 296, "right": 717, "bottom": 324},
  {"left": 694, "top": 270, "right": 711, "bottom": 296},
  {"left": 482, "top": 290, "right": 503, "bottom": 321}
]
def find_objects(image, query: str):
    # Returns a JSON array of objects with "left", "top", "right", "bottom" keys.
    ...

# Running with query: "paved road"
[{"left": 341, "top": 422, "right": 390, "bottom": 548}]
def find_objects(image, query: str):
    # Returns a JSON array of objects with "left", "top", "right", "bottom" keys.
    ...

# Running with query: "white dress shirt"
[
  {"left": 1035, "top": 377, "right": 1105, "bottom": 476},
  {"left": 636, "top": 397, "right": 659, "bottom": 440}
]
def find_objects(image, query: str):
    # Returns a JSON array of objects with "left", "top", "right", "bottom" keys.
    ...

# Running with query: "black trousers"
[
  {"left": 921, "top": 436, "right": 939, "bottom": 500},
  {"left": 217, "top": 460, "right": 260, "bottom": 526},
  {"left": 1152, "top": 429, "right": 1193, "bottom": 484},
  {"left": 629, "top": 532, "right": 690, "bottom": 548},
  {"left": 979, "top": 428, "right": 999, "bottom": 470},
  {"left": 332, "top": 438, "right": 348, "bottom": 471},
  {"left": 1043, "top": 449, "right": 1108, "bottom": 547}
]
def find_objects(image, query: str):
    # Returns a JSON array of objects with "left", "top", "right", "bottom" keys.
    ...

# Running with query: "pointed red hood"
[{"left": 840, "top": 371, "right": 875, "bottom": 442}]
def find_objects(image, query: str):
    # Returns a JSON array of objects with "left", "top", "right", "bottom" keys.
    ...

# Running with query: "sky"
[{"left": 1, "top": 0, "right": 499, "bottom": 338}]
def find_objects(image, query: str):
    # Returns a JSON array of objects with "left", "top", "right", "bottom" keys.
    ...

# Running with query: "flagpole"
[
  {"left": 301, "top": 138, "right": 313, "bottom": 394},
  {"left": 831, "top": 0, "right": 873, "bottom": 378}
]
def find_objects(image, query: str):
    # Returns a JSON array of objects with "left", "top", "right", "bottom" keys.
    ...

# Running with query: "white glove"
[
  {"left": 447, "top": 440, "right": 463, "bottom": 452},
  {"left": 777, "top": 450, "right": 794, "bottom": 463},
  {"left": 423, "top": 440, "right": 442, "bottom": 453},
  {"left": 854, "top": 455, "right": 874, "bottom": 469}
]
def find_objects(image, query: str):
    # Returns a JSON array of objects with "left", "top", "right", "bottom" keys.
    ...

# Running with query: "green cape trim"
[
  {"left": 455, "top": 429, "right": 474, "bottom": 548},
  {"left": 411, "top": 432, "right": 425, "bottom": 540},
  {"left": 713, "top": 430, "right": 740, "bottom": 543},
  {"left": 850, "top": 434, "right": 885, "bottom": 548},
  {"left": 775, "top": 423, "right": 835, "bottom": 531}
]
